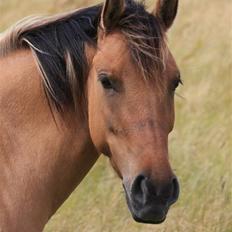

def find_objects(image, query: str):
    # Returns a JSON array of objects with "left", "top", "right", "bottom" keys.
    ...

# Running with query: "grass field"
[{"left": 1, "top": 0, "right": 231, "bottom": 231}]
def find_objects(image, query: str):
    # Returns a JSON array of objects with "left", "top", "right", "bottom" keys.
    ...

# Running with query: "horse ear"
[
  {"left": 100, "top": 0, "right": 125, "bottom": 32},
  {"left": 153, "top": 0, "right": 179, "bottom": 31}
]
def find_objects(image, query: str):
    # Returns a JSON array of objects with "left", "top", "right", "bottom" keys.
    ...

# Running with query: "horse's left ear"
[
  {"left": 100, "top": 0, "right": 125, "bottom": 32},
  {"left": 153, "top": 0, "right": 179, "bottom": 31}
]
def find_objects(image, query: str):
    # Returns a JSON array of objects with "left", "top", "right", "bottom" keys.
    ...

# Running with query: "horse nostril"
[
  {"left": 131, "top": 175, "right": 147, "bottom": 204},
  {"left": 159, "top": 177, "right": 180, "bottom": 205},
  {"left": 170, "top": 177, "right": 179, "bottom": 204},
  {"left": 131, "top": 174, "right": 161, "bottom": 205}
]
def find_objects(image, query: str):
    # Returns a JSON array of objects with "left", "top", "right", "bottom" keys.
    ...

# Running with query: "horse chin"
[
  {"left": 127, "top": 201, "right": 168, "bottom": 224},
  {"left": 130, "top": 206, "right": 167, "bottom": 224}
]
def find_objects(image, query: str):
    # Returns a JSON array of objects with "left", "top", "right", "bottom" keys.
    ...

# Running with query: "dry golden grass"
[{"left": 1, "top": 0, "right": 231, "bottom": 231}]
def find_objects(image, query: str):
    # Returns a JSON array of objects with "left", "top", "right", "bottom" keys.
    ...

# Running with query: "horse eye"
[
  {"left": 99, "top": 75, "right": 114, "bottom": 90},
  {"left": 172, "top": 79, "right": 183, "bottom": 91}
]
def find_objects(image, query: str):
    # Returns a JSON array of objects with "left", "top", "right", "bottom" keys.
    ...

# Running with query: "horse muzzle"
[{"left": 123, "top": 174, "right": 179, "bottom": 224}]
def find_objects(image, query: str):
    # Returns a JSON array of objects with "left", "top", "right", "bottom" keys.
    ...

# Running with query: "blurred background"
[{"left": 0, "top": 0, "right": 231, "bottom": 231}]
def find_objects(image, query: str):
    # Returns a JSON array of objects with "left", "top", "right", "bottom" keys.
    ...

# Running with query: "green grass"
[{"left": 1, "top": 0, "right": 232, "bottom": 231}]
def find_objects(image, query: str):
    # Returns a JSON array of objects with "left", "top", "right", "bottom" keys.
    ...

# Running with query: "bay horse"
[{"left": 0, "top": 0, "right": 181, "bottom": 231}]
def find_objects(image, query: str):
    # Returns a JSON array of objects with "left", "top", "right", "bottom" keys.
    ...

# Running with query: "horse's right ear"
[{"left": 100, "top": 0, "right": 125, "bottom": 33}]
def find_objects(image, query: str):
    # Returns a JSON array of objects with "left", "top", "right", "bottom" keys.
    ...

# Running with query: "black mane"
[{"left": 22, "top": 5, "right": 101, "bottom": 110}]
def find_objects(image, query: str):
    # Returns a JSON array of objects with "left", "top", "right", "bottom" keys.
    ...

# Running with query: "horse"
[{"left": 0, "top": 0, "right": 181, "bottom": 230}]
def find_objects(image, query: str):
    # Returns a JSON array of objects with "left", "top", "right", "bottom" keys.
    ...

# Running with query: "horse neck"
[{"left": 0, "top": 49, "right": 98, "bottom": 231}]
